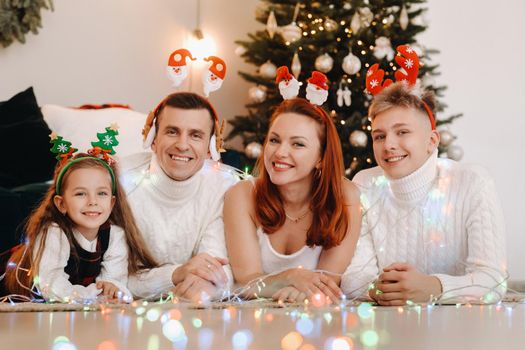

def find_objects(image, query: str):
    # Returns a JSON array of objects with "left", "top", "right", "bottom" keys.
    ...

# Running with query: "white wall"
[
  {"left": 1, "top": 0, "right": 524, "bottom": 279},
  {"left": 0, "top": 0, "right": 258, "bottom": 127},
  {"left": 420, "top": 0, "right": 525, "bottom": 279}
]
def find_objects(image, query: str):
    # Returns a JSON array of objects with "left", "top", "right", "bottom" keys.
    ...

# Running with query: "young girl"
[{"left": 2, "top": 132, "right": 157, "bottom": 302}]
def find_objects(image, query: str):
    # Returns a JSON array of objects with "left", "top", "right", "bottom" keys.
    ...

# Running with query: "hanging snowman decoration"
[{"left": 166, "top": 49, "right": 196, "bottom": 88}]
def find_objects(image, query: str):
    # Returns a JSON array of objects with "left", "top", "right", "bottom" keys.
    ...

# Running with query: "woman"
[{"left": 224, "top": 98, "right": 361, "bottom": 303}]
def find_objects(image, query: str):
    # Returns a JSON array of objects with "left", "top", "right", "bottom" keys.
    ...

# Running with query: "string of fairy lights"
[{"left": 0, "top": 164, "right": 521, "bottom": 307}]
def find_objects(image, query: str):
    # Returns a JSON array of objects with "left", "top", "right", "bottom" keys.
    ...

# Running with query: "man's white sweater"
[
  {"left": 120, "top": 153, "right": 238, "bottom": 298},
  {"left": 341, "top": 152, "right": 507, "bottom": 303}
]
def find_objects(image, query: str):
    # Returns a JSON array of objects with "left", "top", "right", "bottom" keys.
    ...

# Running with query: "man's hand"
[
  {"left": 171, "top": 252, "right": 229, "bottom": 287},
  {"left": 370, "top": 262, "right": 442, "bottom": 306},
  {"left": 172, "top": 273, "right": 219, "bottom": 303}
]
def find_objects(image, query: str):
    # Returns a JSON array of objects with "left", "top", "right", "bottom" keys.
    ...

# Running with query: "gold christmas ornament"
[
  {"left": 259, "top": 61, "right": 277, "bottom": 79},
  {"left": 280, "top": 22, "right": 302, "bottom": 43},
  {"left": 245, "top": 142, "right": 263, "bottom": 159},
  {"left": 324, "top": 18, "right": 338, "bottom": 32},
  {"left": 266, "top": 10, "right": 278, "bottom": 39},
  {"left": 314, "top": 53, "right": 334, "bottom": 73},
  {"left": 447, "top": 145, "right": 464, "bottom": 161},
  {"left": 342, "top": 52, "right": 361, "bottom": 75},
  {"left": 439, "top": 130, "right": 455, "bottom": 147},
  {"left": 291, "top": 52, "right": 302, "bottom": 77},
  {"left": 400, "top": 6, "right": 409, "bottom": 30},
  {"left": 248, "top": 85, "right": 267, "bottom": 103},
  {"left": 349, "top": 130, "right": 368, "bottom": 148}
]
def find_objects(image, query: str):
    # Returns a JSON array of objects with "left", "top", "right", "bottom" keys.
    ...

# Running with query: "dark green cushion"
[{"left": 0, "top": 87, "right": 56, "bottom": 188}]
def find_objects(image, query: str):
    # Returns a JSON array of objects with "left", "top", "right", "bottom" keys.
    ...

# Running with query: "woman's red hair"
[{"left": 253, "top": 98, "right": 349, "bottom": 249}]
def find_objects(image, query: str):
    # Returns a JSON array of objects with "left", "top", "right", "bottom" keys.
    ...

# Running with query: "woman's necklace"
[{"left": 285, "top": 208, "right": 310, "bottom": 223}]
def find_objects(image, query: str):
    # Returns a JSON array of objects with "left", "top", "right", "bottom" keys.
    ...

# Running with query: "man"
[
  {"left": 121, "top": 92, "right": 238, "bottom": 301},
  {"left": 341, "top": 82, "right": 507, "bottom": 305}
]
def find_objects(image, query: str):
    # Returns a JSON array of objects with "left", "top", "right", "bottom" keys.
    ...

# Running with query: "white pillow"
[{"left": 41, "top": 104, "right": 149, "bottom": 158}]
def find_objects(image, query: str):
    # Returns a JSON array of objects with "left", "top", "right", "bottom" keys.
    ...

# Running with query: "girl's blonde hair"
[{"left": 4, "top": 154, "right": 157, "bottom": 296}]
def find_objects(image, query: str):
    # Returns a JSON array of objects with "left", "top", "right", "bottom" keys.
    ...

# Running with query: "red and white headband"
[
  {"left": 275, "top": 66, "right": 329, "bottom": 106},
  {"left": 366, "top": 44, "right": 436, "bottom": 130},
  {"left": 142, "top": 48, "right": 227, "bottom": 160}
]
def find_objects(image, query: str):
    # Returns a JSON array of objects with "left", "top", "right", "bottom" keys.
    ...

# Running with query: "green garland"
[{"left": 0, "top": 0, "right": 54, "bottom": 48}]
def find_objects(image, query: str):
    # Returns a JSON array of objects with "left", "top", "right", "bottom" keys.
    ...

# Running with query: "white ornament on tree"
[
  {"left": 245, "top": 142, "right": 263, "bottom": 159},
  {"left": 350, "top": 12, "right": 361, "bottom": 33},
  {"left": 259, "top": 61, "right": 277, "bottom": 79},
  {"left": 315, "top": 53, "right": 334, "bottom": 73},
  {"left": 343, "top": 87, "right": 352, "bottom": 106},
  {"left": 399, "top": 6, "right": 409, "bottom": 30},
  {"left": 280, "top": 22, "right": 302, "bottom": 43},
  {"left": 342, "top": 52, "right": 361, "bottom": 75},
  {"left": 447, "top": 144, "right": 464, "bottom": 161},
  {"left": 349, "top": 130, "right": 368, "bottom": 148},
  {"left": 291, "top": 52, "right": 301, "bottom": 77},
  {"left": 359, "top": 8, "right": 374, "bottom": 27},
  {"left": 439, "top": 130, "right": 455, "bottom": 147},
  {"left": 267, "top": 10, "right": 278, "bottom": 39},
  {"left": 343, "top": 2, "right": 352, "bottom": 10},
  {"left": 248, "top": 85, "right": 267, "bottom": 103},
  {"left": 373, "top": 36, "right": 395, "bottom": 60}
]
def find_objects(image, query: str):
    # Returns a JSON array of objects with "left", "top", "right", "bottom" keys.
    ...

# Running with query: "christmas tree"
[
  {"left": 49, "top": 133, "right": 77, "bottom": 162},
  {"left": 227, "top": 0, "right": 461, "bottom": 176},
  {"left": 91, "top": 125, "right": 119, "bottom": 155}
]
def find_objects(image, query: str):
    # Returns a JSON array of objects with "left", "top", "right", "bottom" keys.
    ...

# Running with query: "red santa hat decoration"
[
  {"left": 202, "top": 56, "right": 227, "bottom": 97},
  {"left": 275, "top": 66, "right": 330, "bottom": 106},
  {"left": 365, "top": 44, "right": 435, "bottom": 130},
  {"left": 276, "top": 66, "right": 300, "bottom": 100},
  {"left": 166, "top": 49, "right": 196, "bottom": 88}
]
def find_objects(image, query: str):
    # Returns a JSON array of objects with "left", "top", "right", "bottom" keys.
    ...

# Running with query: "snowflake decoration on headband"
[
  {"left": 89, "top": 124, "right": 120, "bottom": 164},
  {"left": 275, "top": 66, "right": 330, "bottom": 106},
  {"left": 49, "top": 132, "right": 78, "bottom": 165},
  {"left": 365, "top": 44, "right": 436, "bottom": 130}
]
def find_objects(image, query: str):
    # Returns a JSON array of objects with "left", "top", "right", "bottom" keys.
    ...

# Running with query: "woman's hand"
[{"left": 284, "top": 268, "right": 343, "bottom": 303}]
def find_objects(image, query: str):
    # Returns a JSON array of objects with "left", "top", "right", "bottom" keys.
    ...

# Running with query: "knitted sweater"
[
  {"left": 121, "top": 153, "right": 238, "bottom": 298},
  {"left": 36, "top": 223, "right": 131, "bottom": 302},
  {"left": 341, "top": 152, "right": 507, "bottom": 303}
]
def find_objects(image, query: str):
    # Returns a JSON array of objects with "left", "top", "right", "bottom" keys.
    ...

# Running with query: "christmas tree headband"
[
  {"left": 275, "top": 66, "right": 330, "bottom": 106},
  {"left": 365, "top": 44, "right": 436, "bottom": 130},
  {"left": 142, "top": 48, "right": 227, "bottom": 160},
  {"left": 50, "top": 124, "right": 120, "bottom": 195}
]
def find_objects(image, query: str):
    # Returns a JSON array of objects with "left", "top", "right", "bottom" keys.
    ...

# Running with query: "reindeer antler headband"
[
  {"left": 366, "top": 44, "right": 436, "bottom": 130},
  {"left": 143, "top": 48, "right": 227, "bottom": 161}
]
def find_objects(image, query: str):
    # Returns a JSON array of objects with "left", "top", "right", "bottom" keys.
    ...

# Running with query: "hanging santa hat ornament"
[
  {"left": 202, "top": 56, "right": 227, "bottom": 97},
  {"left": 366, "top": 44, "right": 435, "bottom": 130},
  {"left": 305, "top": 71, "right": 329, "bottom": 106},
  {"left": 275, "top": 66, "right": 300, "bottom": 100},
  {"left": 166, "top": 48, "right": 196, "bottom": 88}
]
